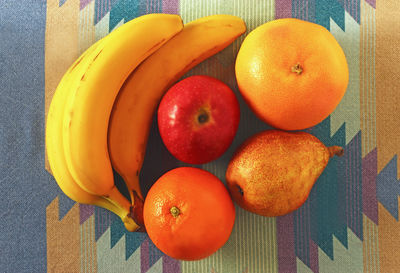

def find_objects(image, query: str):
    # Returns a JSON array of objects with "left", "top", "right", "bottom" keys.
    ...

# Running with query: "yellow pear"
[{"left": 226, "top": 130, "right": 343, "bottom": 216}]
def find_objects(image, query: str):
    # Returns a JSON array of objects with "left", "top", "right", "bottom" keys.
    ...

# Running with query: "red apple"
[{"left": 157, "top": 75, "right": 240, "bottom": 164}]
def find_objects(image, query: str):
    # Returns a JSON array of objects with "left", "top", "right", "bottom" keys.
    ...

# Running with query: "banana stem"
[
  {"left": 97, "top": 197, "right": 126, "bottom": 217},
  {"left": 328, "top": 146, "right": 344, "bottom": 158},
  {"left": 94, "top": 197, "right": 139, "bottom": 232},
  {"left": 105, "top": 186, "right": 142, "bottom": 232},
  {"left": 122, "top": 215, "right": 140, "bottom": 232}
]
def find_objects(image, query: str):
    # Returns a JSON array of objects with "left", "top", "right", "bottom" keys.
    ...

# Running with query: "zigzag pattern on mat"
[{"left": 45, "top": 0, "right": 398, "bottom": 272}]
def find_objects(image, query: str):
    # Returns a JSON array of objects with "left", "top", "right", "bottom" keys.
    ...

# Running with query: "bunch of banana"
[
  {"left": 46, "top": 14, "right": 183, "bottom": 231},
  {"left": 46, "top": 39, "right": 138, "bottom": 230},
  {"left": 46, "top": 13, "right": 246, "bottom": 232}
]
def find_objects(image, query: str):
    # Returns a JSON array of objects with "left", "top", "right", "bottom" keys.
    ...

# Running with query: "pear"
[{"left": 225, "top": 130, "right": 343, "bottom": 216}]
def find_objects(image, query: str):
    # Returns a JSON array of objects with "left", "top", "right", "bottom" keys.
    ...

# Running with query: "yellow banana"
[
  {"left": 108, "top": 15, "right": 246, "bottom": 199},
  {"left": 46, "top": 40, "right": 137, "bottom": 231},
  {"left": 61, "top": 13, "right": 183, "bottom": 207}
]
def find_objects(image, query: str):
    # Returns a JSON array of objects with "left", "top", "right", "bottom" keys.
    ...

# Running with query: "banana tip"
[{"left": 128, "top": 191, "right": 145, "bottom": 232}]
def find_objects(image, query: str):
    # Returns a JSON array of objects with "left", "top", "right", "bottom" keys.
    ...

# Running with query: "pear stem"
[{"left": 328, "top": 146, "right": 344, "bottom": 158}]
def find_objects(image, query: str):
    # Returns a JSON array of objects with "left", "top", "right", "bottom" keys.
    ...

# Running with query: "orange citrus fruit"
[
  {"left": 143, "top": 167, "right": 235, "bottom": 260},
  {"left": 235, "top": 18, "right": 349, "bottom": 130}
]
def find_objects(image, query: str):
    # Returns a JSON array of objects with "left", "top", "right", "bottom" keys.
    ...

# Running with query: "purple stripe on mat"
[
  {"left": 163, "top": 255, "right": 181, "bottom": 273},
  {"left": 80, "top": 0, "right": 92, "bottom": 10},
  {"left": 344, "top": 132, "right": 363, "bottom": 239},
  {"left": 365, "top": 0, "right": 376, "bottom": 8},
  {"left": 95, "top": 207, "right": 113, "bottom": 240},
  {"left": 343, "top": 0, "right": 360, "bottom": 23},
  {"left": 294, "top": 204, "right": 309, "bottom": 270},
  {"left": 148, "top": 0, "right": 162, "bottom": 13},
  {"left": 277, "top": 214, "right": 297, "bottom": 273},
  {"left": 343, "top": 135, "right": 357, "bottom": 237},
  {"left": 302, "top": 199, "right": 319, "bottom": 273},
  {"left": 141, "top": 238, "right": 150, "bottom": 273},
  {"left": 95, "top": 0, "right": 113, "bottom": 25},
  {"left": 162, "top": 0, "right": 179, "bottom": 14},
  {"left": 362, "top": 148, "right": 378, "bottom": 224},
  {"left": 294, "top": 198, "right": 318, "bottom": 273},
  {"left": 309, "top": 239, "right": 319, "bottom": 273},
  {"left": 79, "top": 204, "right": 95, "bottom": 224},
  {"left": 293, "top": 0, "right": 308, "bottom": 20},
  {"left": 275, "top": 0, "right": 292, "bottom": 19}
]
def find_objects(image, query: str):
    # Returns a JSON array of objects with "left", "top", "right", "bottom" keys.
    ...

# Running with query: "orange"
[
  {"left": 235, "top": 18, "right": 349, "bottom": 130},
  {"left": 143, "top": 167, "right": 235, "bottom": 260}
]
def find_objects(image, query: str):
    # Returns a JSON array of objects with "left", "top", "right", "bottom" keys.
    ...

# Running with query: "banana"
[
  {"left": 61, "top": 13, "right": 182, "bottom": 205},
  {"left": 46, "top": 40, "right": 137, "bottom": 231},
  {"left": 108, "top": 15, "right": 246, "bottom": 200}
]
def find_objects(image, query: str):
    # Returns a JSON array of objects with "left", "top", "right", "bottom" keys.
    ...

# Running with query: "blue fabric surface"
[{"left": 0, "top": 1, "right": 56, "bottom": 272}]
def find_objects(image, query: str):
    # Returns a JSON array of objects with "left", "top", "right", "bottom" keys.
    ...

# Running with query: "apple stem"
[
  {"left": 170, "top": 206, "right": 180, "bottom": 217},
  {"left": 328, "top": 146, "right": 344, "bottom": 158},
  {"left": 198, "top": 113, "right": 209, "bottom": 124}
]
